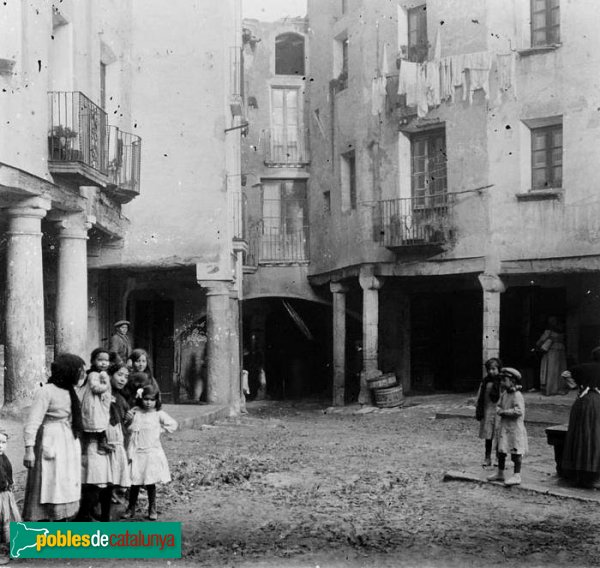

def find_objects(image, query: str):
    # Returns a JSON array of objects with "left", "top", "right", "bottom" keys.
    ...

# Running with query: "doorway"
[{"left": 133, "top": 297, "right": 175, "bottom": 402}]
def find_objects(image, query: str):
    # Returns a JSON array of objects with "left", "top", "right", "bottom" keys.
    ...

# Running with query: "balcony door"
[
  {"left": 261, "top": 180, "right": 308, "bottom": 261},
  {"left": 271, "top": 87, "right": 301, "bottom": 163},
  {"left": 411, "top": 129, "right": 447, "bottom": 206}
]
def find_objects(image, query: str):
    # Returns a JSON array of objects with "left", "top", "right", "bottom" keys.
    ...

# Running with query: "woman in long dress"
[
  {"left": 562, "top": 348, "right": 600, "bottom": 487},
  {"left": 22, "top": 353, "right": 85, "bottom": 521},
  {"left": 536, "top": 316, "right": 567, "bottom": 396}
]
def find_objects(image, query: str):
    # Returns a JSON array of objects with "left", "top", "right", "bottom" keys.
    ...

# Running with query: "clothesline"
[
  {"left": 360, "top": 184, "right": 496, "bottom": 206},
  {"left": 372, "top": 49, "right": 518, "bottom": 116}
]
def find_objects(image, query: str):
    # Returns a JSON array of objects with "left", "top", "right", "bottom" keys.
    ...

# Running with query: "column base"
[{"left": 358, "top": 369, "right": 382, "bottom": 405}]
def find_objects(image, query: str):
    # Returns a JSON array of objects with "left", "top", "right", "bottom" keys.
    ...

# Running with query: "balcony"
[
  {"left": 263, "top": 128, "right": 310, "bottom": 167},
  {"left": 375, "top": 192, "right": 456, "bottom": 254},
  {"left": 106, "top": 126, "right": 142, "bottom": 203},
  {"left": 246, "top": 223, "right": 309, "bottom": 265},
  {"left": 48, "top": 92, "right": 108, "bottom": 186}
]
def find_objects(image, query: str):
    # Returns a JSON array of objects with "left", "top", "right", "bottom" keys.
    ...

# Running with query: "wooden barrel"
[
  {"left": 373, "top": 385, "right": 404, "bottom": 408},
  {"left": 367, "top": 372, "right": 396, "bottom": 390}
]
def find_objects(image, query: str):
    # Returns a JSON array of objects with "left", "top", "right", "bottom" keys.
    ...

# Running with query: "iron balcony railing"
[
  {"left": 263, "top": 128, "right": 310, "bottom": 166},
  {"left": 48, "top": 91, "right": 108, "bottom": 174},
  {"left": 246, "top": 223, "right": 309, "bottom": 264},
  {"left": 107, "top": 126, "right": 142, "bottom": 195},
  {"left": 376, "top": 192, "right": 456, "bottom": 248}
]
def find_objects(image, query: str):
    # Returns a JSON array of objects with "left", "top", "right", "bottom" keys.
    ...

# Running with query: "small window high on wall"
[{"left": 275, "top": 33, "right": 305, "bottom": 75}]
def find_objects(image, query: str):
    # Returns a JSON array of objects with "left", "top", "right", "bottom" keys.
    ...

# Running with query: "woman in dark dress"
[{"left": 561, "top": 347, "right": 600, "bottom": 487}]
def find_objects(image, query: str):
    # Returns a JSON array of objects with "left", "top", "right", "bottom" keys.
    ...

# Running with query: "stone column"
[
  {"left": 478, "top": 272, "right": 505, "bottom": 364},
  {"left": 54, "top": 214, "right": 91, "bottom": 358},
  {"left": 199, "top": 281, "right": 233, "bottom": 405},
  {"left": 4, "top": 198, "right": 51, "bottom": 404},
  {"left": 330, "top": 281, "right": 348, "bottom": 406},
  {"left": 358, "top": 267, "right": 384, "bottom": 405},
  {"left": 228, "top": 290, "right": 241, "bottom": 416}
]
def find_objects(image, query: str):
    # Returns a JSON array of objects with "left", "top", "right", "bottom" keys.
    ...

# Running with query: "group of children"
[
  {"left": 0, "top": 345, "right": 177, "bottom": 549},
  {"left": 78, "top": 346, "right": 177, "bottom": 521},
  {"left": 475, "top": 359, "right": 528, "bottom": 486}
]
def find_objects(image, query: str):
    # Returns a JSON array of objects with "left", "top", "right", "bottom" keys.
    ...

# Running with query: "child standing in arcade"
[{"left": 475, "top": 358, "right": 502, "bottom": 466}]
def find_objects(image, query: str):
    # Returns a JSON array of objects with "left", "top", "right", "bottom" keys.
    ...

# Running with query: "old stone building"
[
  {"left": 303, "top": 0, "right": 600, "bottom": 402},
  {"left": 240, "top": 17, "right": 334, "bottom": 400},
  {"left": 1, "top": 0, "right": 245, "bottom": 410}
]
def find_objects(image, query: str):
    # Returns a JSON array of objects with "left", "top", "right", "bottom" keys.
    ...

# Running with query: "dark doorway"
[
  {"left": 244, "top": 298, "right": 331, "bottom": 401},
  {"left": 134, "top": 298, "right": 175, "bottom": 402},
  {"left": 500, "top": 286, "right": 566, "bottom": 391},
  {"left": 411, "top": 290, "right": 482, "bottom": 392}
]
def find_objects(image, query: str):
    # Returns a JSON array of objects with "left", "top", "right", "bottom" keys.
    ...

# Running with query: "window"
[
  {"left": 341, "top": 150, "right": 357, "bottom": 210},
  {"left": 333, "top": 36, "right": 349, "bottom": 90},
  {"left": 531, "top": 124, "right": 562, "bottom": 189},
  {"left": 275, "top": 33, "right": 305, "bottom": 75},
  {"left": 531, "top": 0, "right": 560, "bottom": 47},
  {"left": 407, "top": 4, "right": 428, "bottom": 63},
  {"left": 261, "top": 180, "right": 308, "bottom": 261},
  {"left": 411, "top": 130, "right": 446, "bottom": 205},
  {"left": 270, "top": 87, "right": 304, "bottom": 164}
]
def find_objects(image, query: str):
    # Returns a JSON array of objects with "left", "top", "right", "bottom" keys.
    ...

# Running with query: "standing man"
[{"left": 109, "top": 320, "right": 132, "bottom": 365}]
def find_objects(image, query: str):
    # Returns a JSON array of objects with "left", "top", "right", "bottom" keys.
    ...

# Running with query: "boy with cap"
[
  {"left": 487, "top": 367, "right": 528, "bottom": 486},
  {"left": 109, "top": 320, "right": 132, "bottom": 365}
]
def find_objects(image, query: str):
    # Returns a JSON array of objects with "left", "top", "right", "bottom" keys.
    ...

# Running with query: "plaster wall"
[
  {"left": 99, "top": 0, "right": 239, "bottom": 270},
  {"left": 486, "top": 0, "right": 600, "bottom": 263},
  {"left": 307, "top": 0, "right": 600, "bottom": 279}
]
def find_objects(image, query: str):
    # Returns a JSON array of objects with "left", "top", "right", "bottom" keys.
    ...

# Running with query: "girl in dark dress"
[{"left": 561, "top": 347, "right": 600, "bottom": 487}]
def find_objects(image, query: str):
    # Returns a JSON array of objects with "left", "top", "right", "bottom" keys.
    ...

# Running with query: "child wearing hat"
[
  {"left": 487, "top": 367, "right": 528, "bottom": 486},
  {"left": 109, "top": 320, "right": 132, "bottom": 365}
]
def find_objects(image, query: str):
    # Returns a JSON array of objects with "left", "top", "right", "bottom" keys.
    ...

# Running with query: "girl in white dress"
[{"left": 123, "top": 384, "right": 177, "bottom": 520}]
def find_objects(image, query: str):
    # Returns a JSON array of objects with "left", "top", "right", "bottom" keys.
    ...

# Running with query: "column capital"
[
  {"left": 50, "top": 212, "right": 93, "bottom": 239},
  {"left": 330, "top": 281, "right": 349, "bottom": 294},
  {"left": 199, "top": 280, "right": 232, "bottom": 296},
  {"left": 359, "top": 273, "right": 384, "bottom": 291},
  {"left": 478, "top": 272, "right": 505, "bottom": 294},
  {"left": 5, "top": 196, "right": 52, "bottom": 219}
]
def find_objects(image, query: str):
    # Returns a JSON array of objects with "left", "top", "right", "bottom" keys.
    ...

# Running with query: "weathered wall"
[
  {"left": 90, "top": 0, "right": 238, "bottom": 270},
  {"left": 307, "top": 0, "right": 600, "bottom": 278}
]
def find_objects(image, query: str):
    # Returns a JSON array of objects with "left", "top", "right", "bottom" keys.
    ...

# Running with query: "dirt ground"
[
  {"left": 153, "top": 399, "right": 599, "bottom": 568},
  {"left": 15, "top": 398, "right": 600, "bottom": 568}
]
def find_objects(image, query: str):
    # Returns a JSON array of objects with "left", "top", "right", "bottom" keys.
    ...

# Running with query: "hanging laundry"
[
  {"left": 371, "top": 43, "right": 390, "bottom": 116},
  {"left": 371, "top": 75, "right": 387, "bottom": 115},
  {"left": 381, "top": 43, "right": 390, "bottom": 76},
  {"left": 426, "top": 60, "right": 441, "bottom": 107},
  {"left": 466, "top": 51, "right": 492, "bottom": 103},
  {"left": 398, "top": 59, "right": 419, "bottom": 107},
  {"left": 495, "top": 52, "right": 517, "bottom": 103},
  {"left": 450, "top": 53, "right": 465, "bottom": 102},
  {"left": 440, "top": 56, "right": 453, "bottom": 101},
  {"left": 416, "top": 63, "right": 428, "bottom": 118}
]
